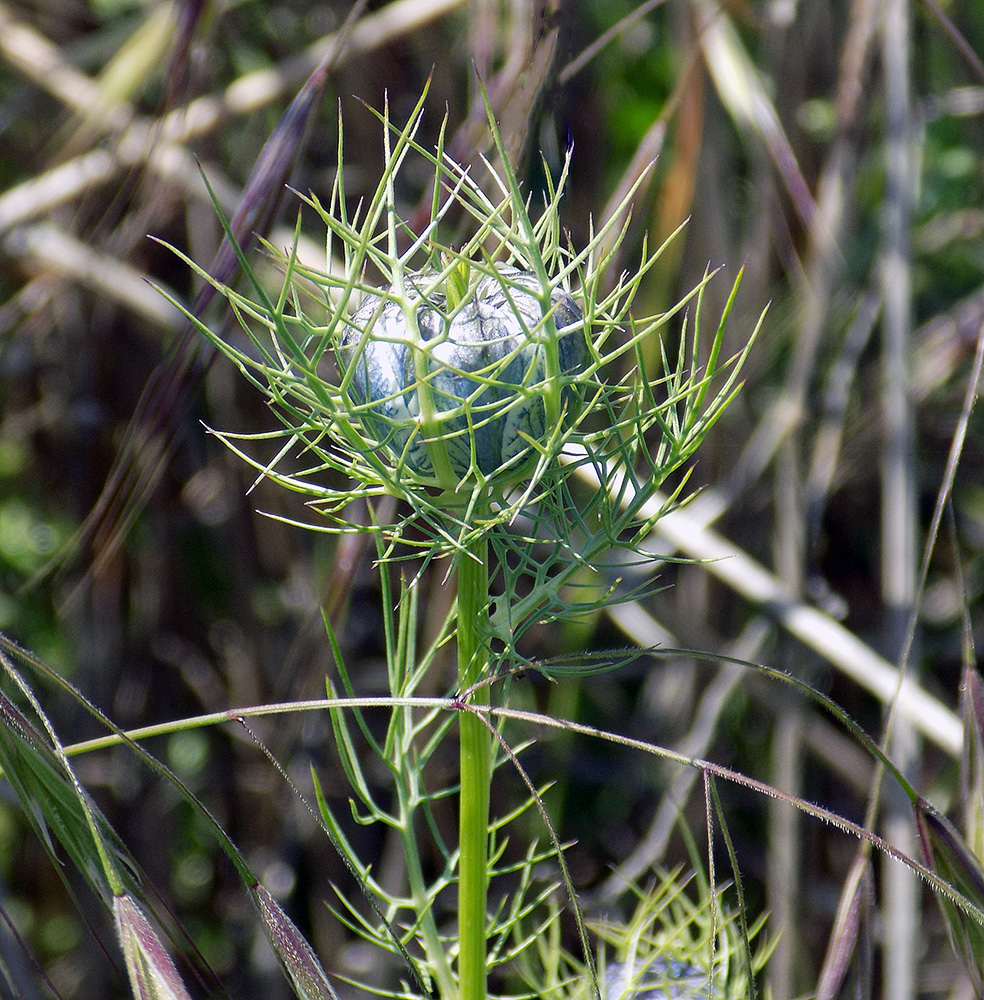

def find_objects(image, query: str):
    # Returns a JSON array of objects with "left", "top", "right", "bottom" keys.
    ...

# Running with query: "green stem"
[{"left": 456, "top": 529, "right": 492, "bottom": 1000}]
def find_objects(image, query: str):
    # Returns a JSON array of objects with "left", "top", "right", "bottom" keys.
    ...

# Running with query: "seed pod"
[
  {"left": 338, "top": 266, "right": 587, "bottom": 485},
  {"left": 604, "top": 958, "right": 715, "bottom": 1000}
]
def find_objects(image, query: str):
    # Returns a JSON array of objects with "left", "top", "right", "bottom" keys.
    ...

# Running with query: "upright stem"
[
  {"left": 456, "top": 529, "right": 492, "bottom": 1000},
  {"left": 879, "top": 2, "right": 919, "bottom": 999}
]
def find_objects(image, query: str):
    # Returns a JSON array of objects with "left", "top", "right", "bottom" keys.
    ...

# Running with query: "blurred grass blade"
[
  {"left": 915, "top": 797, "right": 984, "bottom": 992},
  {"left": 692, "top": 0, "right": 815, "bottom": 226},
  {"left": 816, "top": 851, "right": 873, "bottom": 1000},
  {"left": 114, "top": 894, "right": 193, "bottom": 1000},
  {"left": 207, "top": 0, "right": 367, "bottom": 289},
  {"left": 162, "top": 0, "right": 210, "bottom": 111},
  {"left": 0, "top": 632, "right": 260, "bottom": 888},
  {"left": 251, "top": 884, "right": 340, "bottom": 1000},
  {"left": 962, "top": 666, "right": 984, "bottom": 860},
  {"left": 0, "top": 685, "right": 136, "bottom": 903},
  {"left": 58, "top": 1, "right": 179, "bottom": 156},
  {"left": 921, "top": 0, "right": 984, "bottom": 85},
  {"left": 54, "top": 0, "right": 368, "bottom": 591}
]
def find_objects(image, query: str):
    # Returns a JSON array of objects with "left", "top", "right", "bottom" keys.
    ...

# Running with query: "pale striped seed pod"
[
  {"left": 338, "top": 265, "right": 587, "bottom": 485},
  {"left": 603, "top": 958, "right": 717, "bottom": 1000}
]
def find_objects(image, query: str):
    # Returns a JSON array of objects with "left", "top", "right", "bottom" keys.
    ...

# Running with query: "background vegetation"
[{"left": 1, "top": 0, "right": 983, "bottom": 996}]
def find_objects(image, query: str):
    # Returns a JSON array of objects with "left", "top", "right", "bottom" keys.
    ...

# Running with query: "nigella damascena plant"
[
  {"left": 164, "top": 83, "right": 759, "bottom": 557},
  {"left": 336, "top": 263, "right": 588, "bottom": 489}
]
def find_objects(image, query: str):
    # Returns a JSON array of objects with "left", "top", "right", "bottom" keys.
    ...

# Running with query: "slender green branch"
[
  {"left": 395, "top": 769, "right": 457, "bottom": 999},
  {"left": 456, "top": 523, "right": 493, "bottom": 1000}
]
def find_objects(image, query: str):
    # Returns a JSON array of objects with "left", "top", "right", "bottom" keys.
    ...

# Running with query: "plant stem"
[{"left": 456, "top": 527, "right": 492, "bottom": 1000}]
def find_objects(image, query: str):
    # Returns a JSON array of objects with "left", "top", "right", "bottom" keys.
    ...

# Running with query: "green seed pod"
[{"left": 338, "top": 265, "right": 588, "bottom": 486}]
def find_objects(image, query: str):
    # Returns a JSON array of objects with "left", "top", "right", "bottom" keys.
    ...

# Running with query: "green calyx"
[{"left": 442, "top": 252, "right": 471, "bottom": 312}]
